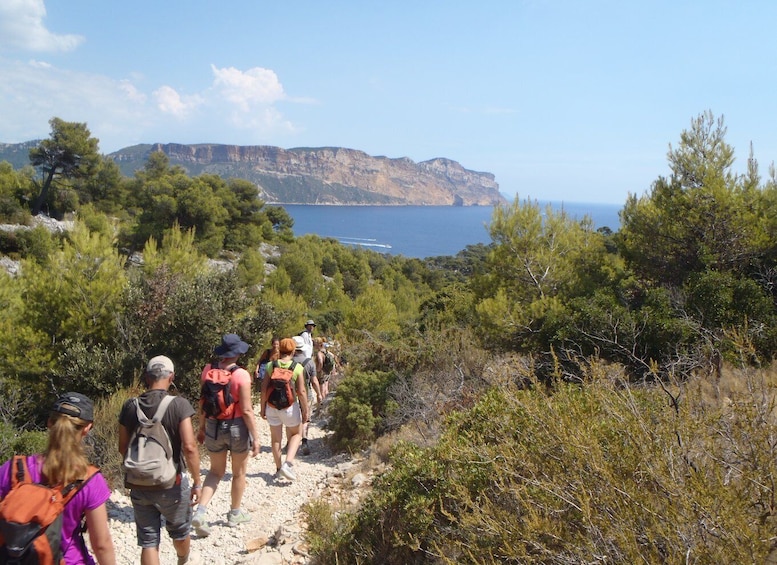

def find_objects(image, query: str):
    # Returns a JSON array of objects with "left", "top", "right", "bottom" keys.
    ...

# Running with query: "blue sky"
[{"left": 0, "top": 1, "right": 775, "bottom": 205}]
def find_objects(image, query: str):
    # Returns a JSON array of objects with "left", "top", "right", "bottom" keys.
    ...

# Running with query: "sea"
[{"left": 282, "top": 201, "right": 622, "bottom": 259}]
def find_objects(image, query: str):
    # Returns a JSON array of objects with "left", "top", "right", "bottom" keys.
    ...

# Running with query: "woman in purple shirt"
[{"left": 0, "top": 392, "right": 116, "bottom": 565}]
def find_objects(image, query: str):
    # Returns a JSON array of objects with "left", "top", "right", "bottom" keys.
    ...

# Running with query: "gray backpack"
[{"left": 123, "top": 395, "right": 178, "bottom": 488}]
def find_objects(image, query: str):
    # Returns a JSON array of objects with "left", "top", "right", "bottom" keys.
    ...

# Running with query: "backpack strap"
[
  {"left": 60, "top": 465, "right": 99, "bottom": 504},
  {"left": 10, "top": 455, "right": 30, "bottom": 488},
  {"left": 135, "top": 394, "right": 175, "bottom": 426},
  {"left": 150, "top": 394, "right": 175, "bottom": 423}
]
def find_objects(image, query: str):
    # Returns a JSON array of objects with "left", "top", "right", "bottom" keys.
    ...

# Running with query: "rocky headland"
[{"left": 108, "top": 143, "right": 505, "bottom": 206}]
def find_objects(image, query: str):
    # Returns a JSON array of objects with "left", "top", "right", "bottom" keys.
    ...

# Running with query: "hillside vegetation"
[{"left": 3, "top": 111, "right": 777, "bottom": 562}]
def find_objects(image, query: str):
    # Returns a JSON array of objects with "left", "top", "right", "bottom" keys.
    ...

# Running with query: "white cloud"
[
  {"left": 119, "top": 80, "right": 146, "bottom": 103},
  {"left": 153, "top": 86, "right": 202, "bottom": 118},
  {"left": 0, "top": 57, "right": 300, "bottom": 152},
  {"left": 210, "top": 64, "right": 285, "bottom": 111},
  {"left": 28, "top": 59, "right": 51, "bottom": 69},
  {"left": 0, "top": 0, "right": 84, "bottom": 52},
  {"left": 0, "top": 58, "right": 153, "bottom": 149}
]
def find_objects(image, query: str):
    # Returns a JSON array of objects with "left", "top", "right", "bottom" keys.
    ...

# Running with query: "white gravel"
[{"left": 104, "top": 406, "right": 341, "bottom": 565}]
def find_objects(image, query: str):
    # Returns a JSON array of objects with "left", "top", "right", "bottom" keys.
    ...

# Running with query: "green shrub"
[
  {"left": 12, "top": 431, "right": 49, "bottom": 458},
  {"left": 313, "top": 367, "right": 777, "bottom": 564},
  {"left": 328, "top": 370, "right": 396, "bottom": 452},
  {"left": 0, "top": 423, "right": 48, "bottom": 462},
  {"left": 302, "top": 499, "right": 344, "bottom": 556}
]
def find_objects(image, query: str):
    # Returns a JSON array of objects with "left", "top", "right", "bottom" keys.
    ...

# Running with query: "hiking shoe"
[
  {"left": 279, "top": 461, "right": 297, "bottom": 481},
  {"left": 227, "top": 509, "right": 252, "bottom": 527},
  {"left": 191, "top": 513, "right": 211, "bottom": 537},
  {"left": 301, "top": 442, "right": 311, "bottom": 456}
]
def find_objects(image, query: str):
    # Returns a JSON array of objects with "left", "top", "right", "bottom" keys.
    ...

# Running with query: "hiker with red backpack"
[
  {"left": 192, "top": 334, "right": 259, "bottom": 537},
  {"left": 0, "top": 392, "right": 116, "bottom": 564},
  {"left": 261, "top": 337, "right": 310, "bottom": 481}
]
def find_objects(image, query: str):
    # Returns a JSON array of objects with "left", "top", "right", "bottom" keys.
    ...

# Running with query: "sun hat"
[
  {"left": 214, "top": 334, "right": 250, "bottom": 358},
  {"left": 293, "top": 336, "right": 306, "bottom": 350},
  {"left": 305, "top": 319, "right": 316, "bottom": 326},
  {"left": 52, "top": 392, "right": 94, "bottom": 422}
]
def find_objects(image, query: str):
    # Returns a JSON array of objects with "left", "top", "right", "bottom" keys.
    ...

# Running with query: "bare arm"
[
  {"left": 117, "top": 425, "right": 130, "bottom": 458},
  {"left": 196, "top": 405, "right": 206, "bottom": 445},
  {"left": 296, "top": 371, "right": 309, "bottom": 423},
  {"left": 178, "top": 415, "right": 201, "bottom": 503},
  {"left": 85, "top": 503, "right": 116, "bottom": 565},
  {"left": 239, "top": 378, "right": 260, "bottom": 456},
  {"left": 260, "top": 365, "right": 269, "bottom": 419}
]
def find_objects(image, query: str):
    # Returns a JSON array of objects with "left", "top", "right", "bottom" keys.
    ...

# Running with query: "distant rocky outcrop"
[
  {"left": 0, "top": 141, "right": 39, "bottom": 169},
  {"left": 108, "top": 143, "right": 505, "bottom": 206}
]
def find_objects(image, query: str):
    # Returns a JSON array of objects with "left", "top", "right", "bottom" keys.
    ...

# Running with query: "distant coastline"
[{"left": 283, "top": 202, "right": 621, "bottom": 259}]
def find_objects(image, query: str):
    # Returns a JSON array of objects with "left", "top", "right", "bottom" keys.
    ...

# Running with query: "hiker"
[
  {"left": 254, "top": 336, "right": 280, "bottom": 388},
  {"left": 0, "top": 392, "right": 116, "bottom": 565},
  {"left": 314, "top": 337, "right": 333, "bottom": 402},
  {"left": 293, "top": 335, "right": 318, "bottom": 455},
  {"left": 118, "top": 356, "right": 202, "bottom": 565},
  {"left": 192, "top": 334, "right": 260, "bottom": 536},
  {"left": 299, "top": 319, "right": 316, "bottom": 359},
  {"left": 261, "top": 337, "right": 310, "bottom": 480}
]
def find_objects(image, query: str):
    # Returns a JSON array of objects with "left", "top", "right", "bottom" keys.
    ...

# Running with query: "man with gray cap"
[{"left": 118, "top": 355, "right": 202, "bottom": 565}]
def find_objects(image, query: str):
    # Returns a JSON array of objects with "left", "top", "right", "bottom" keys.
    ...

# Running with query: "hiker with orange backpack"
[
  {"left": 0, "top": 392, "right": 116, "bottom": 564},
  {"left": 192, "top": 334, "right": 259, "bottom": 537},
  {"left": 261, "top": 337, "right": 310, "bottom": 481}
]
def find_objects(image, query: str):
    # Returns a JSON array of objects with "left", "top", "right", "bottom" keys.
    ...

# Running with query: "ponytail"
[{"left": 42, "top": 412, "right": 90, "bottom": 486}]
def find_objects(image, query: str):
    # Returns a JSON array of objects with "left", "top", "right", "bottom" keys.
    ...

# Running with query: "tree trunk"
[{"left": 31, "top": 170, "right": 55, "bottom": 216}]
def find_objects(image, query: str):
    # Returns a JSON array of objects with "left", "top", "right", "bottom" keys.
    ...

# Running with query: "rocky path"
[{"left": 103, "top": 405, "right": 360, "bottom": 565}]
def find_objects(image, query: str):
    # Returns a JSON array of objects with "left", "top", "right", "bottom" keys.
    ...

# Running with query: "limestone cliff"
[{"left": 109, "top": 143, "right": 505, "bottom": 206}]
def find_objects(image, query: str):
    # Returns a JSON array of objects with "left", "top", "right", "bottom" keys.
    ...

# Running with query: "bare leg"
[
  {"left": 230, "top": 450, "right": 249, "bottom": 510},
  {"left": 198, "top": 450, "right": 227, "bottom": 508},
  {"left": 140, "top": 547, "right": 160, "bottom": 565},
  {"left": 270, "top": 424, "right": 284, "bottom": 471},
  {"left": 285, "top": 424, "right": 302, "bottom": 463},
  {"left": 173, "top": 537, "right": 191, "bottom": 563},
  {"left": 311, "top": 376, "right": 322, "bottom": 406}
]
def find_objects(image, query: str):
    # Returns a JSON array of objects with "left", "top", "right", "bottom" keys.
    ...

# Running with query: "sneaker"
[
  {"left": 227, "top": 508, "right": 252, "bottom": 527},
  {"left": 301, "top": 441, "right": 311, "bottom": 456},
  {"left": 279, "top": 461, "right": 297, "bottom": 481},
  {"left": 191, "top": 513, "right": 211, "bottom": 537}
]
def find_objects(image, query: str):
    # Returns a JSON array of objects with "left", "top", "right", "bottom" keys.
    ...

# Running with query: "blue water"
[{"left": 283, "top": 201, "right": 622, "bottom": 259}]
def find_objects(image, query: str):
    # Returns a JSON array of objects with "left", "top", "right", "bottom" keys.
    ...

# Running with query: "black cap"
[{"left": 52, "top": 392, "right": 94, "bottom": 422}]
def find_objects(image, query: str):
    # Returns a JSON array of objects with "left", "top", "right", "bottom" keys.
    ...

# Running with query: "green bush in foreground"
[
  {"left": 310, "top": 368, "right": 777, "bottom": 564},
  {"left": 327, "top": 370, "right": 397, "bottom": 452}
]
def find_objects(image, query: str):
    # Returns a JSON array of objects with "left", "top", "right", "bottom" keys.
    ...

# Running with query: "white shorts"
[{"left": 265, "top": 402, "right": 302, "bottom": 428}]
